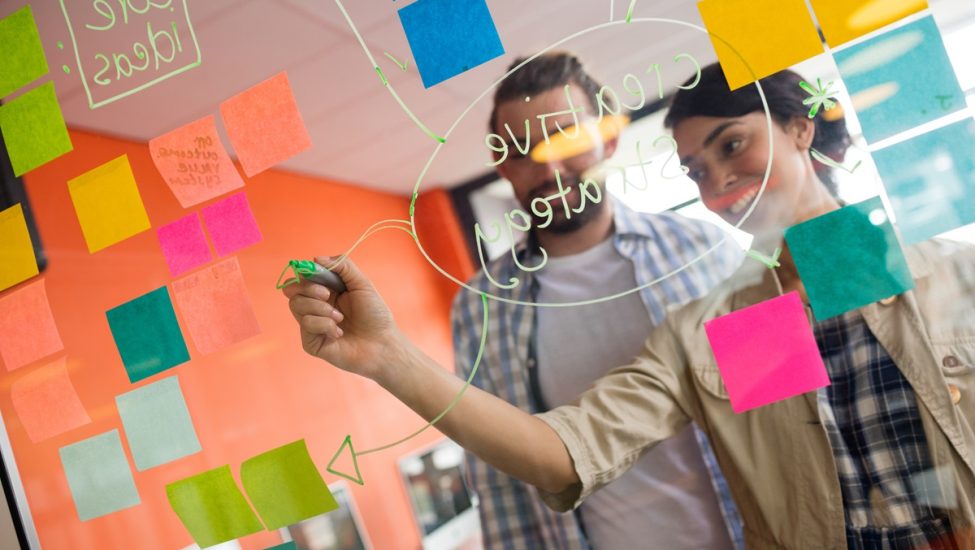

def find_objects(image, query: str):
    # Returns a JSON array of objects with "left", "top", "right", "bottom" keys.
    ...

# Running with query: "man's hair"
[{"left": 488, "top": 52, "right": 603, "bottom": 134}]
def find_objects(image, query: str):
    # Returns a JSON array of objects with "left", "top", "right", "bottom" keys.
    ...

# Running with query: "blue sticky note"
[
  {"left": 835, "top": 16, "right": 964, "bottom": 144},
  {"left": 873, "top": 119, "right": 975, "bottom": 244},
  {"left": 784, "top": 197, "right": 915, "bottom": 320},
  {"left": 398, "top": 0, "right": 505, "bottom": 88},
  {"left": 116, "top": 376, "right": 201, "bottom": 471},
  {"left": 106, "top": 287, "right": 190, "bottom": 383},
  {"left": 59, "top": 430, "right": 141, "bottom": 521}
]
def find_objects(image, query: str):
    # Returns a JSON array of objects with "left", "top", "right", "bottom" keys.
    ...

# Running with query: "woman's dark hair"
[{"left": 664, "top": 63, "right": 851, "bottom": 196}]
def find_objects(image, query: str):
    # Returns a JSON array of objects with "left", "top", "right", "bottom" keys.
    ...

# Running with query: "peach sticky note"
[
  {"left": 157, "top": 214, "right": 212, "bottom": 277},
  {"left": 697, "top": 0, "right": 825, "bottom": 90},
  {"left": 219, "top": 72, "right": 312, "bottom": 177},
  {"left": 200, "top": 192, "right": 263, "bottom": 256},
  {"left": 171, "top": 257, "right": 261, "bottom": 355},
  {"left": 12, "top": 357, "right": 91, "bottom": 442},
  {"left": 809, "top": 0, "right": 928, "bottom": 48},
  {"left": 68, "top": 155, "right": 151, "bottom": 253},
  {"left": 149, "top": 115, "right": 245, "bottom": 208},
  {"left": 0, "top": 203, "right": 38, "bottom": 292},
  {"left": 0, "top": 279, "right": 63, "bottom": 371}
]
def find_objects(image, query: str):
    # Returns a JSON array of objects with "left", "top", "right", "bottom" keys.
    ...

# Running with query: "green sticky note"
[
  {"left": 0, "top": 82, "right": 73, "bottom": 176},
  {"left": 116, "top": 376, "right": 201, "bottom": 471},
  {"left": 166, "top": 465, "right": 264, "bottom": 548},
  {"left": 59, "top": 429, "right": 141, "bottom": 521},
  {"left": 241, "top": 440, "right": 339, "bottom": 530},
  {"left": 265, "top": 542, "right": 297, "bottom": 550},
  {"left": 106, "top": 287, "right": 190, "bottom": 383},
  {"left": 0, "top": 6, "right": 49, "bottom": 98},
  {"left": 785, "top": 197, "right": 915, "bottom": 320}
]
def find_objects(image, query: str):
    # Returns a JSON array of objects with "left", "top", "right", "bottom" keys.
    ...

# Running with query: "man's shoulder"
[{"left": 623, "top": 208, "right": 727, "bottom": 245}]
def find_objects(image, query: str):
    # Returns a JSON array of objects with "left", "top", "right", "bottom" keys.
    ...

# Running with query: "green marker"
[{"left": 284, "top": 260, "right": 347, "bottom": 293}]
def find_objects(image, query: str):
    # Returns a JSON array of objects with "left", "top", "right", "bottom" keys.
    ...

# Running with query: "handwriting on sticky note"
[
  {"left": 67, "top": 155, "right": 151, "bottom": 253},
  {"left": 0, "top": 203, "right": 39, "bottom": 294},
  {"left": 59, "top": 430, "right": 141, "bottom": 521},
  {"left": 116, "top": 376, "right": 201, "bottom": 471},
  {"left": 0, "top": 279, "right": 63, "bottom": 371},
  {"left": 12, "top": 357, "right": 91, "bottom": 443},
  {"left": 167, "top": 465, "right": 265, "bottom": 548}
]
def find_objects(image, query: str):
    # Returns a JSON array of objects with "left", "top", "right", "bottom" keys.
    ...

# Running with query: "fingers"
[
  {"left": 299, "top": 314, "right": 343, "bottom": 340},
  {"left": 315, "top": 256, "right": 374, "bottom": 293},
  {"left": 289, "top": 293, "right": 344, "bottom": 324}
]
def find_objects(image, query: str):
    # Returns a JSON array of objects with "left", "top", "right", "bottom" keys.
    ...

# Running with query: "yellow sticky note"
[
  {"left": 68, "top": 155, "right": 151, "bottom": 253},
  {"left": 697, "top": 0, "right": 824, "bottom": 90},
  {"left": 809, "top": 0, "right": 928, "bottom": 48},
  {"left": 0, "top": 203, "right": 38, "bottom": 292}
]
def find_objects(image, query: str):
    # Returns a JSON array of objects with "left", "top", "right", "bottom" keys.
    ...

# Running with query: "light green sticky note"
[
  {"left": 166, "top": 465, "right": 264, "bottom": 548},
  {"left": 0, "top": 6, "right": 49, "bottom": 98},
  {"left": 59, "top": 429, "right": 141, "bottom": 521},
  {"left": 0, "top": 82, "right": 73, "bottom": 176},
  {"left": 116, "top": 376, "right": 201, "bottom": 471},
  {"left": 240, "top": 440, "right": 339, "bottom": 530}
]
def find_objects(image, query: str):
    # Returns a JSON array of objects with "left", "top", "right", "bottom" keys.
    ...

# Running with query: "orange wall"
[{"left": 0, "top": 129, "right": 469, "bottom": 549}]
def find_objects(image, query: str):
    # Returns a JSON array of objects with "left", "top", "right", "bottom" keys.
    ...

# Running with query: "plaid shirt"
[{"left": 451, "top": 200, "right": 745, "bottom": 549}]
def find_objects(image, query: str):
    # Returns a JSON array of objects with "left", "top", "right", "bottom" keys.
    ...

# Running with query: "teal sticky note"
[
  {"left": 59, "top": 429, "right": 141, "bottom": 521},
  {"left": 0, "top": 6, "right": 49, "bottom": 98},
  {"left": 873, "top": 119, "right": 975, "bottom": 244},
  {"left": 167, "top": 465, "right": 265, "bottom": 548},
  {"left": 785, "top": 197, "right": 915, "bottom": 320},
  {"left": 106, "top": 287, "right": 190, "bottom": 383},
  {"left": 240, "top": 440, "right": 339, "bottom": 530},
  {"left": 116, "top": 376, "right": 201, "bottom": 471},
  {"left": 265, "top": 543, "right": 297, "bottom": 550},
  {"left": 0, "top": 82, "right": 73, "bottom": 176},
  {"left": 835, "top": 16, "right": 964, "bottom": 144}
]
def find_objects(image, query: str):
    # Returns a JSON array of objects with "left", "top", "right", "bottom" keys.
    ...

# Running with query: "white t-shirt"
[{"left": 535, "top": 237, "right": 733, "bottom": 550}]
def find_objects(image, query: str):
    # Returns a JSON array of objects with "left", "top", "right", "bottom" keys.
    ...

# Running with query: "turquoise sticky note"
[
  {"left": 0, "top": 82, "right": 73, "bottom": 176},
  {"left": 59, "top": 429, "right": 141, "bottom": 521},
  {"left": 265, "top": 543, "right": 297, "bottom": 550},
  {"left": 106, "top": 287, "right": 190, "bottom": 383},
  {"left": 835, "top": 16, "right": 964, "bottom": 144},
  {"left": 398, "top": 0, "right": 505, "bottom": 88},
  {"left": 873, "top": 119, "right": 975, "bottom": 244},
  {"left": 167, "top": 465, "right": 265, "bottom": 548},
  {"left": 116, "top": 376, "right": 201, "bottom": 471},
  {"left": 0, "top": 6, "right": 49, "bottom": 98},
  {"left": 785, "top": 197, "right": 915, "bottom": 320}
]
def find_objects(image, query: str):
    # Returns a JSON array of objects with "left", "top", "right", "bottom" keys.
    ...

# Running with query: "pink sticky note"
[
  {"left": 0, "top": 279, "right": 63, "bottom": 370},
  {"left": 149, "top": 115, "right": 245, "bottom": 208},
  {"left": 219, "top": 72, "right": 312, "bottom": 177},
  {"left": 171, "top": 257, "right": 261, "bottom": 355},
  {"left": 704, "top": 291, "right": 829, "bottom": 413},
  {"left": 157, "top": 214, "right": 212, "bottom": 277},
  {"left": 200, "top": 192, "right": 262, "bottom": 256},
  {"left": 12, "top": 357, "right": 91, "bottom": 442}
]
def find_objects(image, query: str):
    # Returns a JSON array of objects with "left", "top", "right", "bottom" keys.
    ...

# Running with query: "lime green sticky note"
[
  {"left": 240, "top": 440, "right": 338, "bottom": 530},
  {"left": 0, "top": 82, "right": 73, "bottom": 176},
  {"left": 67, "top": 155, "right": 151, "bottom": 253},
  {"left": 0, "top": 203, "right": 38, "bottom": 292},
  {"left": 0, "top": 6, "right": 49, "bottom": 98},
  {"left": 166, "top": 465, "right": 264, "bottom": 548}
]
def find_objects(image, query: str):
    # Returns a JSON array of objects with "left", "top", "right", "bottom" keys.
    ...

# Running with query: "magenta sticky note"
[
  {"left": 157, "top": 214, "right": 212, "bottom": 277},
  {"left": 200, "top": 192, "right": 262, "bottom": 256},
  {"left": 704, "top": 291, "right": 828, "bottom": 413}
]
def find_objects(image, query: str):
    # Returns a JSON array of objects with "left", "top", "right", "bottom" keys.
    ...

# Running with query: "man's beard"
[{"left": 523, "top": 176, "right": 606, "bottom": 235}]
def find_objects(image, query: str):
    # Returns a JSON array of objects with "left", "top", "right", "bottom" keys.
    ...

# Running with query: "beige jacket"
[{"left": 538, "top": 239, "right": 975, "bottom": 549}]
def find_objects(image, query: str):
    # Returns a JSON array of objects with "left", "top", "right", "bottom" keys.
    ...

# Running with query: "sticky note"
[
  {"left": 0, "top": 82, "right": 73, "bottom": 176},
  {"left": 0, "top": 6, "right": 49, "bottom": 98},
  {"left": 704, "top": 292, "right": 828, "bottom": 413},
  {"left": 167, "top": 465, "right": 264, "bottom": 548},
  {"left": 59, "top": 430, "right": 140, "bottom": 521},
  {"left": 0, "top": 203, "right": 37, "bottom": 292},
  {"left": 200, "top": 192, "right": 262, "bottom": 256},
  {"left": 12, "top": 357, "right": 91, "bottom": 443},
  {"left": 398, "top": 0, "right": 505, "bottom": 88},
  {"left": 219, "top": 72, "right": 311, "bottom": 177},
  {"left": 68, "top": 155, "right": 151, "bottom": 253},
  {"left": 0, "top": 279, "right": 62, "bottom": 370},
  {"left": 106, "top": 287, "right": 190, "bottom": 383},
  {"left": 171, "top": 257, "right": 261, "bottom": 355},
  {"left": 158, "top": 214, "right": 212, "bottom": 277},
  {"left": 240, "top": 440, "right": 338, "bottom": 530},
  {"left": 116, "top": 376, "right": 201, "bottom": 471},
  {"left": 809, "top": 0, "right": 928, "bottom": 48},
  {"left": 696, "top": 0, "right": 824, "bottom": 91},
  {"left": 872, "top": 119, "right": 975, "bottom": 244},
  {"left": 835, "top": 16, "right": 964, "bottom": 144},
  {"left": 266, "top": 543, "right": 297, "bottom": 550},
  {"left": 149, "top": 115, "right": 245, "bottom": 208},
  {"left": 784, "top": 197, "right": 915, "bottom": 320}
]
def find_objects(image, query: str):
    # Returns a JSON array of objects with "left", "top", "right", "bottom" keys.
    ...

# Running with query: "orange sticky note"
[
  {"left": 68, "top": 155, "right": 151, "bottom": 253},
  {"left": 0, "top": 203, "right": 38, "bottom": 292},
  {"left": 220, "top": 72, "right": 312, "bottom": 177},
  {"left": 809, "top": 0, "right": 928, "bottom": 48},
  {"left": 12, "top": 357, "right": 91, "bottom": 442},
  {"left": 149, "top": 115, "right": 245, "bottom": 208},
  {"left": 171, "top": 257, "right": 261, "bottom": 355},
  {"left": 0, "top": 279, "right": 63, "bottom": 371}
]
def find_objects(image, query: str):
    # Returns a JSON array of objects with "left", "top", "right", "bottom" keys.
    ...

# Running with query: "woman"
[{"left": 284, "top": 64, "right": 975, "bottom": 548}]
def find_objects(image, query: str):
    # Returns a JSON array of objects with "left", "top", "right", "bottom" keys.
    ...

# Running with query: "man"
[{"left": 451, "top": 52, "right": 744, "bottom": 549}]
